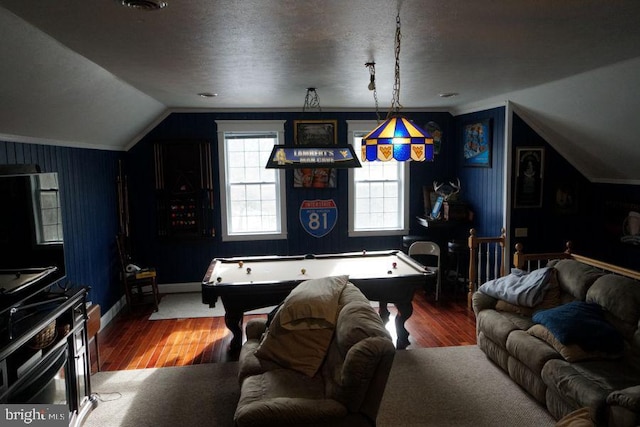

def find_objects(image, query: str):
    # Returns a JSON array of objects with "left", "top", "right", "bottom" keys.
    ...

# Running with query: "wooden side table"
[{"left": 86, "top": 304, "right": 101, "bottom": 372}]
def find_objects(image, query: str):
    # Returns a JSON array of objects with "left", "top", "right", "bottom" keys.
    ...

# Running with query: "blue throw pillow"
[{"left": 532, "top": 301, "right": 624, "bottom": 353}]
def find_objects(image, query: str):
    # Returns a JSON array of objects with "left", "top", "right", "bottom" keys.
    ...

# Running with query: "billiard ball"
[
  {"left": 246, "top": 267, "right": 252, "bottom": 274},
  {"left": 239, "top": 261, "right": 244, "bottom": 268},
  {"left": 216, "top": 277, "right": 222, "bottom": 283},
  {"left": 387, "top": 270, "right": 392, "bottom": 274},
  {"left": 301, "top": 268, "right": 306, "bottom": 275},
  {"left": 392, "top": 262, "right": 397, "bottom": 269}
]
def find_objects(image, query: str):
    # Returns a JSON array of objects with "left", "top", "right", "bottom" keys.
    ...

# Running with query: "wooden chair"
[{"left": 116, "top": 233, "right": 160, "bottom": 312}]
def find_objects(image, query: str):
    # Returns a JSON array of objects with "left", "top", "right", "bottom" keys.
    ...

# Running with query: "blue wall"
[
  {"left": 454, "top": 107, "right": 506, "bottom": 238},
  {"left": 3, "top": 107, "right": 638, "bottom": 314},
  {"left": 128, "top": 111, "right": 455, "bottom": 283},
  {"left": 510, "top": 113, "right": 639, "bottom": 270},
  {"left": 0, "top": 141, "right": 123, "bottom": 309}
]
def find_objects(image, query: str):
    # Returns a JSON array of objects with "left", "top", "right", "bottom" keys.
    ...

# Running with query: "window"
[
  {"left": 217, "top": 120, "right": 287, "bottom": 241},
  {"left": 347, "top": 120, "right": 409, "bottom": 237},
  {"left": 31, "top": 173, "right": 63, "bottom": 244}
]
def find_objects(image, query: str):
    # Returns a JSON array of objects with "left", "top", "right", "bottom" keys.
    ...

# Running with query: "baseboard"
[{"left": 98, "top": 295, "right": 126, "bottom": 332}]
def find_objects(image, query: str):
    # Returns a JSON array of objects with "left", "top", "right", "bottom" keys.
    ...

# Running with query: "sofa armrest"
[
  {"left": 472, "top": 291, "right": 498, "bottom": 316},
  {"left": 245, "top": 318, "right": 268, "bottom": 340},
  {"left": 607, "top": 386, "right": 640, "bottom": 411}
]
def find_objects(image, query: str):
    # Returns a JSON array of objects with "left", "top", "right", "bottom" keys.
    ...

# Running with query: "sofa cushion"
[
  {"left": 532, "top": 301, "right": 624, "bottom": 354},
  {"left": 547, "top": 259, "right": 604, "bottom": 300},
  {"left": 542, "top": 358, "right": 640, "bottom": 425},
  {"left": 279, "top": 275, "right": 348, "bottom": 330},
  {"left": 255, "top": 276, "right": 348, "bottom": 377},
  {"left": 234, "top": 368, "right": 347, "bottom": 426},
  {"left": 506, "top": 329, "right": 561, "bottom": 374},
  {"left": 476, "top": 309, "right": 535, "bottom": 348},
  {"left": 528, "top": 324, "right": 622, "bottom": 362},
  {"left": 586, "top": 274, "right": 640, "bottom": 341}
]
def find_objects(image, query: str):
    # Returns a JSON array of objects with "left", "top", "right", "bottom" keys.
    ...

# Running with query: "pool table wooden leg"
[
  {"left": 224, "top": 311, "right": 243, "bottom": 353},
  {"left": 394, "top": 302, "right": 413, "bottom": 350},
  {"left": 377, "top": 301, "right": 412, "bottom": 349},
  {"left": 378, "top": 301, "right": 391, "bottom": 322}
]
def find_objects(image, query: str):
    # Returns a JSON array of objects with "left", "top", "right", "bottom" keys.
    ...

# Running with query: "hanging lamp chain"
[
  {"left": 388, "top": 12, "right": 402, "bottom": 118},
  {"left": 366, "top": 62, "right": 381, "bottom": 123},
  {"left": 303, "top": 88, "right": 322, "bottom": 112}
]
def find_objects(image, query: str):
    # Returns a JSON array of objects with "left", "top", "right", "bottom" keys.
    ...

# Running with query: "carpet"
[
  {"left": 85, "top": 345, "right": 555, "bottom": 427},
  {"left": 148, "top": 292, "right": 276, "bottom": 320},
  {"left": 149, "top": 292, "right": 379, "bottom": 320}
]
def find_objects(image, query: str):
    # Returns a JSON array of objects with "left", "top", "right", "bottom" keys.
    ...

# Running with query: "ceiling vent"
[{"left": 119, "top": 0, "right": 167, "bottom": 10}]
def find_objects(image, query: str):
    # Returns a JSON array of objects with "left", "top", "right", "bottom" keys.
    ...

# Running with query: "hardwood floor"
[{"left": 93, "top": 285, "right": 477, "bottom": 372}]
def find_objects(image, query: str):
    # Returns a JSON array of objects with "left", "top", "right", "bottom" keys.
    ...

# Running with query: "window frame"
[
  {"left": 347, "top": 120, "right": 410, "bottom": 237},
  {"left": 31, "top": 173, "right": 64, "bottom": 245},
  {"left": 216, "top": 120, "right": 287, "bottom": 242}
]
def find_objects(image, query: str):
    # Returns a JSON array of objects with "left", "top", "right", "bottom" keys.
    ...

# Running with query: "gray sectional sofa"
[{"left": 473, "top": 257, "right": 640, "bottom": 426}]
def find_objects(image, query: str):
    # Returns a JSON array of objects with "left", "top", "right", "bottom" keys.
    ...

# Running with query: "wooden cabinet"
[
  {"left": 154, "top": 141, "right": 215, "bottom": 238},
  {"left": 0, "top": 287, "right": 96, "bottom": 426}
]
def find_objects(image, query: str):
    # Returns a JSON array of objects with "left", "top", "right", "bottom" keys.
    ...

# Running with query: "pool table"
[{"left": 201, "top": 250, "right": 432, "bottom": 351}]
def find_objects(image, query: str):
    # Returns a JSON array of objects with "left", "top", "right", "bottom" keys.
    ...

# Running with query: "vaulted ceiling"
[{"left": 1, "top": 1, "right": 639, "bottom": 183}]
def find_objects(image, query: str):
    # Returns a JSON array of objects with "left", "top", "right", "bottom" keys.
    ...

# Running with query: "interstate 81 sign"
[{"left": 299, "top": 199, "right": 337, "bottom": 238}]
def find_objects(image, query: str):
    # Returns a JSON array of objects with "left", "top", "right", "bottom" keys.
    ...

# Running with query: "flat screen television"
[{"left": 0, "top": 173, "right": 66, "bottom": 312}]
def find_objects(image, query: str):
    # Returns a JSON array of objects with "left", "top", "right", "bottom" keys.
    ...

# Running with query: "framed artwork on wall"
[
  {"left": 553, "top": 180, "right": 579, "bottom": 215},
  {"left": 514, "top": 147, "right": 545, "bottom": 208},
  {"left": 462, "top": 119, "right": 492, "bottom": 167},
  {"left": 294, "top": 120, "right": 337, "bottom": 146},
  {"left": 293, "top": 120, "right": 338, "bottom": 188},
  {"left": 293, "top": 168, "right": 337, "bottom": 188}
]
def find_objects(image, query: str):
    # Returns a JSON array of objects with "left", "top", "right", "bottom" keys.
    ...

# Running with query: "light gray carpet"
[
  {"left": 148, "top": 293, "right": 276, "bottom": 320},
  {"left": 149, "top": 292, "right": 379, "bottom": 320},
  {"left": 86, "top": 345, "right": 555, "bottom": 427}
]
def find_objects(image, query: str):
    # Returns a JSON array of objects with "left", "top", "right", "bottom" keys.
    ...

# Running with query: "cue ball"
[
  {"left": 238, "top": 261, "right": 244, "bottom": 268},
  {"left": 301, "top": 268, "right": 306, "bottom": 275},
  {"left": 246, "top": 267, "right": 251, "bottom": 274}
]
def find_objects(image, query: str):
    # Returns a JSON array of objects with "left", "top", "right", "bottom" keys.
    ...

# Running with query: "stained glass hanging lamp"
[{"left": 362, "top": 11, "right": 434, "bottom": 162}]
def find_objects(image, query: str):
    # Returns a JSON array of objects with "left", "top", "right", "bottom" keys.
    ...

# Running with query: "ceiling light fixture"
[
  {"left": 118, "top": 0, "right": 167, "bottom": 11},
  {"left": 302, "top": 88, "right": 321, "bottom": 112},
  {"left": 361, "top": 10, "right": 433, "bottom": 162}
]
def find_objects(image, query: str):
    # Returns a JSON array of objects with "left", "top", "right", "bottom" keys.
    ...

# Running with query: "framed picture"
[
  {"left": 514, "top": 147, "right": 544, "bottom": 208},
  {"left": 553, "top": 180, "right": 579, "bottom": 215},
  {"left": 293, "top": 168, "right": 337, "bottom": 188},
  {"left": 462, "top": 119, "right": 492, "bottom": 167},
  {"left": 294, "top": 120, "right": 337, "bottom": 146}
]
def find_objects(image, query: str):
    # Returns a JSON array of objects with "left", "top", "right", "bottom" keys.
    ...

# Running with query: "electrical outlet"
[{"left": 515, "top": 227, "right": 528, "bottom": 238}]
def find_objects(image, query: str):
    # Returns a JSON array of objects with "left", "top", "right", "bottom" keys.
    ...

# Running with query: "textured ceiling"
[{"left": 1, "top": 1, "right": 640, "bottom": 183}]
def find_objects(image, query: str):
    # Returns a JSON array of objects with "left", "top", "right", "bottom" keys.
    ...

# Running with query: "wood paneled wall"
[{"left": 0, "top": 141, "right": 122, "bottom": 309}]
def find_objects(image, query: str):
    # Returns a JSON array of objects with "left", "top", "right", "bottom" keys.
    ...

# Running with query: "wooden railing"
[
  {"left": 467, "top": 228, "right": 507, "bottom": 308},
  {"left": 468, "top": 236, "right": 640, "bottom": 309},
  {"left": 513, "top": 241, "right": 571, "bottom": 271}
]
